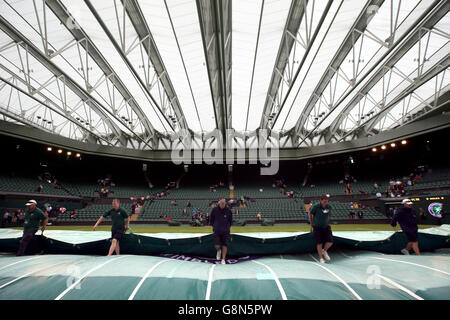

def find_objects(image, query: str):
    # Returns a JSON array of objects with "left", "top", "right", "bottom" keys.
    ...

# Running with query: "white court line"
[
  {"left": 376, "top": 274, "right": 424, "bottom": 300},
  {"left": 0, "top": 256, "right": 61, "bottom": 289},
  {"left": 128, "top": 259, "right": 171, "bottom": 300},
  {"left": 0, "top": 269, "right": 39, "bottom": 289},
  {"left": 309, "top": 254, "right": 363, "bottom": 300},
  {"left": 205, "top": 264, "right": 216, "bottom": 300},
  {"left": 371, "top": 257, "right": 450, "bottom": 277},
  {"left": 55, "top": 256, "right": 126, "bottom": 300},
  {"left": 0, "top": 256, "right": 44, "bottom": 273},
  {"left": 252, "top": 260, "right": 287, "bottom": 300}
]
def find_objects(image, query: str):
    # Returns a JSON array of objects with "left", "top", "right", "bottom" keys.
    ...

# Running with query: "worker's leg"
[
  {"left": 411, "top": 242, "right": 421, "bottom": 256},
  {"left": 316, "top": 244, "right": 323, "bottom": 259},
  {"left": 405, "top": 242, "right": 413, "bottom": 251},
  {"left": 323, "top": 227, "right": 334, "bottom": 252},
  {"left": 108, "top": 239, "right": 117, "bottom": 256},
  {"left": 16, "top": 231, "right": 35, "bottom": 256},
  {"left": 221, "top": 245, "right": 227, "bottom": 260},
  {"left": 115, "top": 241, "right": 120, "bottom": 255}
]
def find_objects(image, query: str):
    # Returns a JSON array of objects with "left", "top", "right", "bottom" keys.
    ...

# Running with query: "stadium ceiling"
[{"left": 0, "top": 0, "right": 449, "bottom": 152}]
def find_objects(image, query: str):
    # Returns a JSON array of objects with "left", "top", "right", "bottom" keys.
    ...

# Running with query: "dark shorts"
[
  {"left": 404, "top": 230, "right": 418, "bottom": 242},
  {"left": 313, "top": 226, "right": 333, "bottom": 245},
  {"left": 214, "top": 233, "right": 230, "bottom": 246},
  {"left": 111, "top": 228, "right": 125, "bottom": 240}
]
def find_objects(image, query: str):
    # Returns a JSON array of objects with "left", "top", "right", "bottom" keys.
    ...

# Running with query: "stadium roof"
[{"left": 0, "top": 0, "right": 449, "bottom": 152}]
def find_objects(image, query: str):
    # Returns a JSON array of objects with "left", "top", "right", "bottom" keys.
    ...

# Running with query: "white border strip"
[
  {"left": 377, "top": 274, "right": 424, "bottom": 300},
  {"left": 309, "top": 254, "right": 363, "bottom": 300},
  {"left": 252, "top": 260, "right": 287, "bottom": 300},
  {"left": 0, "top": 256, "right": 44, "bottom": 273},
  {"left": 371, "top": 257, "right": 450, "bottom": 276},
  {"left": 55, "top": 256, "right": 126, "bottom": 300},
  {"left": 205, "top": 264, "right": 216, "bottom": 300},
  {"left": 128, "top": 259, "right": 171, "bottom": 300},
  {"left": 0, "top": 269, "right": 39, "bottom": 289}
]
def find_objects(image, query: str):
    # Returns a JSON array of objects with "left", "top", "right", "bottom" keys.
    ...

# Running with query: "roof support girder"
[
  {"left": 120, "top": 0, "right": 188, "bottom": 131},
  {"left": 196, "top": 0, "right": 232, "bottom": 145},
  {"left": 294, "top": 0, "right": 385, "bottom": 133},
  {"left": 0, "top": 15, "right": 131, "bottom": 146},
  {"left": 46, "top": 0, "right": 156, "bottom": 139},
  {"left": 323, "top": 0, "right": 449, "bottom": 142},
  {"left": 260, "top": 0, "right": 308, "bottom": 128},
  {"left": 84, "top": 0, "right": 176, "bottom": 134}
]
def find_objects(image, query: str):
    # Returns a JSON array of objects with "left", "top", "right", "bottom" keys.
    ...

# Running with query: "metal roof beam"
[
  {"left": 293, "top": 0, "right": 385, "bottom": 133},
  {"left": 0, "top": 15, "right": 132, "bottom": 146},
  {"left": 46, "top": 0, "right": 155, "bottom": 139},
  {"left": 340, "top": 54, "right": 450, "bottom": 141},
  {"left": 323, "top": 0, "right": 448, "bottom": 143},
  {"left": 196, "top": 0, "right": 231, "bottom": 143},
  {"left": 120, "top": 0, "right": 188, "bottom": 131},
  {"left": 84, "top": 0, "right": 176, "bottom": 134},
  {"left": 0, "top": 72, "right": 113, "bottom": 146},
  {"left": 259, "top": 0, "right": 308, "bottom": 128}
]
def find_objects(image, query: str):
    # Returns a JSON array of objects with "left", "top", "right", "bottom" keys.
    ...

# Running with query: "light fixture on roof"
[
  {"left": 372, "top": 148, "right": 377, "bottom": 152},
  {"left": 75, "top": 153, "right": 81, "bottom": 158},
  {"left": 381, "top": 145, "right": 387, "bottom": 150},
  {"left": 390, "top": 142, "right": 396, "bottom": 147},
  {"left": 67, "top": 151, "right": 72, "bottom": 156},
  {"left": 47, "top": 147, "right": 52, "bottom": 152},
  {"left": 401, "top": 140, "right": 407, "bottom": 145},
  {"left": 57, "top": 149, "right": 63, "bottom": 154}
]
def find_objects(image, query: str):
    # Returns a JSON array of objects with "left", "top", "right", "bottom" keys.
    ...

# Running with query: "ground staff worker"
[
  {"left": 309, "top": 194, "right": 333, "bottom": 263},
  {"left": 391, "top": 198, "right": 420, "bottom": 255},
  {"left": 210, "top": 198, "right": 233, "bottom": 264},
  {"left": 93, "top": 199, "right": 130, "bottom": 256},
  {"left": 17, "top": 200, "right": 48, "bottom": 256}
]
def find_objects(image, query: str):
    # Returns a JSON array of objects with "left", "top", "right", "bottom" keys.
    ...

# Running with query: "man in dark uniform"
[
  {"left": 391, "top": 199, "right": 420, "bottom": 255},
  {"left": 309, "top": 195, "right": 333, "bottom": 263},
  {"left": 17, "top": 200, "right": 48, "bottom": 256},
  {"left": 93, "top": 199, "right": 129, "bottom": 256},
  {"left": 210, "top": 198, "right": 232, "bottom": 264}
]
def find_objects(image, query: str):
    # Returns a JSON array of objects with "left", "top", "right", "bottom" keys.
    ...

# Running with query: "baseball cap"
[
  {"left": 402, "top": 199, "right": 413, "bottom": 205},
  {"left": 25, "top": 200, "right": 37, "bottom": 206}
]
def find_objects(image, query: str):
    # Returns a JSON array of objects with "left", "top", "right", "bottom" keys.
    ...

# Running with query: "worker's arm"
[
  {"left": 390, "top": 212, "right": 398, "bottom": 227},
  {"left": 93, "top": 216, "right": 104, "bottom": 231},
  {"left": 209, "top": 210, "right": 215, "bottom": 226},
  {"left": 41, "top": 218, "right": 48, "bottom": 234}
]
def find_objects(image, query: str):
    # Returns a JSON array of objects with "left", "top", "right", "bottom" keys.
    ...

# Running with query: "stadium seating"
[
  {"left": 0, "top": 176, "right": 68, "bottom": 196},
  {"left": 55, "top": 197, "right": 386, "bottom": 223}
]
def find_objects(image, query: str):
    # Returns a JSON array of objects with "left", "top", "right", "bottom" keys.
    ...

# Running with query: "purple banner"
[{"left": 156, "top": 253, "right": 260, "bottom": 264}]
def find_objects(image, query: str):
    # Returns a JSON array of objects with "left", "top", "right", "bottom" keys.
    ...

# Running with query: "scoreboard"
[
  {"left": 383, "top": 195, "right": 447, "bottom": 225},
  {"left": 410, "top": 196, "right": 445, "bottom": 218}
]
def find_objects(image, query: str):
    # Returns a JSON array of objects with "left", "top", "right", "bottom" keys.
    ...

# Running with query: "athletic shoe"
[
  {"left": 221, "top": 259, "right": 226, "bottom": 265},
  {"left": 322, "top": 249, "right": 331, "bottom": 261},
  {"left": 216, "top": 250, "right": 221, "bottom": 260},
  {"left": 401, "top": 249, "right": 410, "bottom": 255},
  {"left": 319, "top": 258, "right": 326, "bottom": 264}
]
